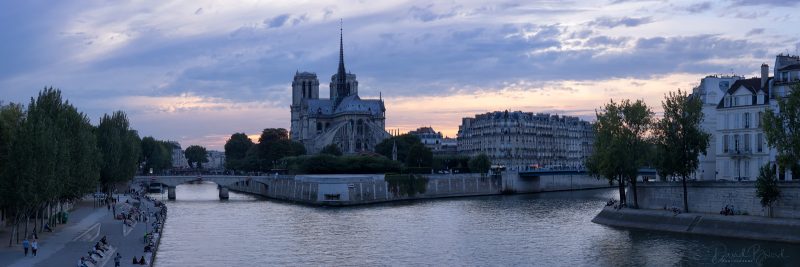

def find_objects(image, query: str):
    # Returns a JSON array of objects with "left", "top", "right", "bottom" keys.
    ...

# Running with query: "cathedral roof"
[{"left": 304, "top": 96, "right": 384, "bottom": 117}]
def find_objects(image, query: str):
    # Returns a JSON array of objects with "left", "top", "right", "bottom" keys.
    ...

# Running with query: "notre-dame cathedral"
[{"left": 289, "top": 27, "right": 390, "bottom": 154}]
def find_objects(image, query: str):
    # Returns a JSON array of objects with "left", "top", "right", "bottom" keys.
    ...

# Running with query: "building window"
[
  {"left": 723, "top": 135, "right": 729, "bottom": 153},
  {"left": 734, "top": 134, "right": 740, "bottom": 152},
  {"left": 744, "top": 134, "right": 751, "bottom": 152},
  {"left": 756, "top": 111, "right": 762, "bottom": 128},
  {"left": 757, "top": 133, "right": 764, "bottom": 152},
  {"left": 744, "top": 160, "right": 750, "bottom": 179},
  {"left": 744, "top": 113, "right": 750, "bottom": 128}
]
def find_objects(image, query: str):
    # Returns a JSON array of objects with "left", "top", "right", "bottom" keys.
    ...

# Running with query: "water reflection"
[{"left": 153, "top": 182, "right": 799, "bottom": 267}]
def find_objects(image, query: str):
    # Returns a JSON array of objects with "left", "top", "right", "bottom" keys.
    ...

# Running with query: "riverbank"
[
  {"left": 0, "top": 189, "right": 167, "bottom": 267},
  {"left": 592, "top": 206, "right": 800, "bottom": 243}
]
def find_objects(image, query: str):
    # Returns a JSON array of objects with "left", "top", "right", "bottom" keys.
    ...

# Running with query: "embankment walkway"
[
  {"left": 593, "top": 206, "right": 800, "bottom": 243},
  {"left": 0, "top": 193, "right": 164, "bottom": 267}
]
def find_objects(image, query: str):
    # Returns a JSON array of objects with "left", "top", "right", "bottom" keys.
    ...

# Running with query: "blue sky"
[{"left": 1, "top": 0, "right": 799, "bottom": 150}]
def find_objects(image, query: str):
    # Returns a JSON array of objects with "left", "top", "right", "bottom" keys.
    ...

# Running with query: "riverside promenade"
[
  {"left": 593, "top": 206, "right": 800, "bottom": 243},
  {"left": 0, "top": 190, "right": 165, "bottom": 267}
]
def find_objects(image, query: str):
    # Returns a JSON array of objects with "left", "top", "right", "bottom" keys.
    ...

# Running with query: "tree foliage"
[
  {"left": 140, "top": 136, "right": 173, "bottom": 173},
  {"left": 468, "top": 153, "right": 492, "bottom": 174},
  {"left": 375, "top": 134, "right": 422, "bottom": 164},
  {"left": 762, "top": 83, "right": 800, "bottom": 178},
  {"left": 232, "top": 128, "right": 305, "bottom": 172},
  {"left": 587, "top": 99, "right": 653, "bottom": 208},
  {"left": 406, "top": 143, "right": 433, "bottom": 167},
  {"left": 320, "top": 143, "right": 343, "bottom": 156},
  {"left": 184, "top": 145, "right": 209, "bottom": 169},
  {"left": 224, "top": 133, "right": 253, "bottom": 171},
  {"left": 283, "top": 154, "right": 401, "bottom": 174},
  {"left": 653, "top": 90, "right": 709, "bottom": 212},
  {"left": 96, "top": 111, "right": 141, "bottom": 190},
  {"left": 432, "top": 155, "right": 471, "bottom": 172},
  {"left": 755, "top": 164, "right": 781, "bottom": 216}
]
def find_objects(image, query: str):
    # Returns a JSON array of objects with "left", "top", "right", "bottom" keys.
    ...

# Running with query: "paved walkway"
[{"left": 0, "top": 192, "right": 161, "bottom": 267}]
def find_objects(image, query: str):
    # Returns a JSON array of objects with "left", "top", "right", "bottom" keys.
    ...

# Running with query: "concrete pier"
[
  {"left": 218, "top": 187, "right": 229, "bottom": 200},
  {"left": 167, "top": 186, "right": 176, "bottom": 200}
]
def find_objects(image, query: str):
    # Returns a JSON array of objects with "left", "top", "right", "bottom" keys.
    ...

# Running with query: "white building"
[
  {"left": 715, "top": 77, "right": 770, "bottom": 181},
  {"left": 692, "top": 75, "right": 743, "bottom": 180},
  {"left": 408, "top": 127, "right": 458, "bottom": 155},
  {"left": 457, "top": 111, "right": 593, "bottom": 171},
  {"left": 696, "top": 54, "right": 800, "bottom": 181},
  {"left": 205, "top": 150, "right": 225, "bottom": 170}
]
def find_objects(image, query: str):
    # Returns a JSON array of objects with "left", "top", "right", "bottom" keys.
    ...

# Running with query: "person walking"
[
  {"left": 114, "top": 252, "right": 122, "bottom": 267},
  {"left": 31, "top": 239, "right": 38, "bottom": 256},
  {"left": 22, "top": 238, "right": 29, "bottom": 256}
]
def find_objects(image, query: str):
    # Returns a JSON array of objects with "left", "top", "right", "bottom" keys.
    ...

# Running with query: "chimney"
[{"left": 761, "top": 63, "right": 769, "bottom": 88}]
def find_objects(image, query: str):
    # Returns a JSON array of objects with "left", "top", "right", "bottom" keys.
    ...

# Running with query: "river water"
[{"left": 152, "top": 182, "right": 798, "bottom": 266}]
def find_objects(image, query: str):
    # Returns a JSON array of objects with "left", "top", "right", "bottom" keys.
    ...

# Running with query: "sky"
[{"left": 1, "top": 0, "right": 799, "bottom": 150}]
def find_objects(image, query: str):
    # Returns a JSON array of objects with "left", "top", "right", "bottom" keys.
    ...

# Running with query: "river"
[{"left": 152, "top": 182, "right": 798, "bottom": 266}]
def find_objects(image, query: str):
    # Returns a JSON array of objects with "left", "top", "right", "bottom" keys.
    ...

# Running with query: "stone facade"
[
  {"left": 630, "top": 181, "right": 800, "bottom": 219},
  {"left": 289, "top": 29, "right": 389, "bottom": 154},
  {"left": 457, "top": 111, "right": 594, "bottom": 171}
]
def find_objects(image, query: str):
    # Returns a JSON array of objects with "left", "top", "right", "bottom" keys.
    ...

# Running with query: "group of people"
[
  {"left": 77, "top": 236, "right": 115, "bottom": 267},
  {"left": 21, "top": 237, "right": 39, "bottom": 257},
  {"left": 720, "top": 205, "right": 737, "bottom": 216}
]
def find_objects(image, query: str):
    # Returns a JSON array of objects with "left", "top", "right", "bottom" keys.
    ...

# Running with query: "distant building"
[
  {"left": 457, "top": 111, "right": 594, "bottom": 171},
  {"left": 205, "top": 150, "right": 225, "bottom": 170},
  {"left": 170, "top": 142, "right": 189, "bottom": 169},
  {"left": 408, "top": 127, "right": 458, "bottom": 155},
  {"left": 289, "top": 27, "right": 390, "bottom": 154}
]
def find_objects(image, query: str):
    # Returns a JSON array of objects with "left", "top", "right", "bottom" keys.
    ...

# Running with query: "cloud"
[
  {"left": 684, "top": 2, "right": 712, "bottom": 13},
  {"left": 265, "top": 14, "right": 291, "bottom": 28},
  {"left": 746, "top": 28, "right": 765, "bottom": 36},
  {"left": 408, "top": 5, "right": 457, "bottom": 22},
  {"left": 729, "top": 0, "right": 800, "bottom": 6},
  {"left": 588, "top": 16, "right": 654, "bottom": 28}
]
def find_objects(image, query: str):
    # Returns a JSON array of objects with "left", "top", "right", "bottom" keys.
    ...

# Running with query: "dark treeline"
[
  {"left": 224, "top": 131, "right": 492, "bottom": 175},
  {"left": 0, "top": 88, "right": 146, "bottom": 246}
]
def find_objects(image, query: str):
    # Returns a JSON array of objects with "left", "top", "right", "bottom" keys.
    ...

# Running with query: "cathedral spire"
[{"left": 337, "top": 19, "right": 346, "bottom": 79}]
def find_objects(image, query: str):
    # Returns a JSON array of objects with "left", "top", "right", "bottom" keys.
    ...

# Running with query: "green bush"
[
  {"left": 283, "top": 154, "right": 401, "bottom": 174},
  {"left": 385, "top": 174, "right": 429, "bottom": 197}
]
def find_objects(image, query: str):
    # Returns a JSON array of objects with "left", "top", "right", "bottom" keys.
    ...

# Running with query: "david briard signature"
[{"left": 711, "top": 244, "right": 788, "bottom": 266}]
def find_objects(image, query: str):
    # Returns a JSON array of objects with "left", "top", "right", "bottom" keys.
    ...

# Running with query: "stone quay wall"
[
  {"left": 228, "top": 174, "right": 502, "bottom": 206},
  {"left": 502, "top": 172, "right": 612, "bottom": 193},
  {"left": 227, "top": 172, "right": 614, "bottom": 206},
  {"left": 628, "top": 181, "right": 800, "bottom": 219}
]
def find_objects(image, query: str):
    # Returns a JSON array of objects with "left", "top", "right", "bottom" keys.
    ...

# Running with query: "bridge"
[
  {"left": 518, "top": 168, "right": 657, "bottom": 178},
  {"left": 133, "top": 175, "right": 290, "bottom": 200}
]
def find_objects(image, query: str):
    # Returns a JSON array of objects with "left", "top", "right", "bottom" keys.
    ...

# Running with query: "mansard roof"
[
  {"left": 778, "top": 64, "right": 800, "bottom": 71},
  {"left": 716, "top": 77, "right": 770, "bottom": 108}
]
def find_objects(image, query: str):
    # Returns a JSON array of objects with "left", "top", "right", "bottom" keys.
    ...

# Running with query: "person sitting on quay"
[
  {"left": 139, "top": 255, "right": 147, "bottom": 265},
  {"left": 43, "top": 223, "right": 53, "bottom": 232},
  {"left": 132, "top": 256, "right": 138, "bottom": 264},
  {"left": 95, "top": 241, "right": 107, "bottom": 253},
  {"left": 100, "top": 235, "right": 108, "bottom": 246},
  {"left": 85, "top": 253, "right": 98, "bottom": 264},
  {"left": 78, "top": 256, "right": 89, "bottom": 267},
  {"left": 90, "top": 247, "right": 104, "bottom": 258}
]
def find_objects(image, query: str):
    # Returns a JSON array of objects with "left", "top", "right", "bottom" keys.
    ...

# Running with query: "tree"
[
  {"left": 242, "top": 128, "right": 305, "bottom": 172},
  {"left": 2, "top": 88, "right": 102, "bottom": 245},
  {"left": 140, "top": 137, "right": 173, "bottom": 173},
  {"left": 224, "top": 133, "right": 253, "bottom": 171},
  {"left": 406, "top": 143, "right": 433, "bottom": 167},
  {"left": 320, "top": 143, "right": 343, "bottom": 156},
  {"left": 755, "top": 164, "right": 781, "bottom": 217},
  {"left": 184, "top": 145, "right": 209, "bottom": 169},
  {"left": 375, "top": 134, "right": 423, "bottom": 164},
  {"left": 653, "top": 90, "right": 710, "bottom": 212},
  {"left": 469, "top": 153, "right": 491, "bottom": 174},
  {"left": 587, "top": 99, "right": 653, "bottom": 208},
  {"left": 96, "top": 111, "right": 141, "bottom": 192},
  {"left": 762, "top": 83, "right": 800, "bottom": 180}
]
